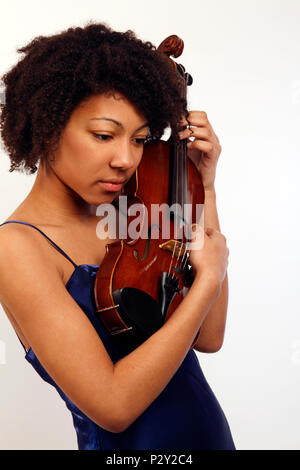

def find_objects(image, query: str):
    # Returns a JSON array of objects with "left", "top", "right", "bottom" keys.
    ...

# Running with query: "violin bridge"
[{"left": 159, "top": 240, "right": 187, "bottom": 257}]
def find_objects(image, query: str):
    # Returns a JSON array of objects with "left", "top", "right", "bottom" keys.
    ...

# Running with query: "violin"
[{"left": 94, "top": 35, "right": 205, "bottom": 350}]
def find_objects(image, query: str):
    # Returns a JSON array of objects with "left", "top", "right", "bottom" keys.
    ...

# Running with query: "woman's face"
[{"left": 49, "top": 92, "right": 150, "bottom": 206}]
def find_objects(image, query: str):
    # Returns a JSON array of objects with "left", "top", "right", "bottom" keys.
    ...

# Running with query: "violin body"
[{"left": 94, "top": 138, "right": 205, "bottom": 348}]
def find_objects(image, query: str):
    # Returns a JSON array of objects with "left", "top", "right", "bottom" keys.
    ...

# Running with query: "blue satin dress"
[{"left": 0, "top": 220, "right": 235, "bottom": 450}]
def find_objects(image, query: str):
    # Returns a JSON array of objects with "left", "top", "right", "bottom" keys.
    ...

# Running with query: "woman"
[{"left": 0, "top": 23, "right": 235, "bottom": 450}]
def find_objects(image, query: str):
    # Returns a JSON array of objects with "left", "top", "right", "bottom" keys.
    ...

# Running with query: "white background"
[{"left": 0, "top": 0, "right": 299, "bottom": 450}]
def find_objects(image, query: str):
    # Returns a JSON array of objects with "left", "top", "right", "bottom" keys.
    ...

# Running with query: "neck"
[{"left": 19, "top": 161, "right": 97, "bottom": 226}]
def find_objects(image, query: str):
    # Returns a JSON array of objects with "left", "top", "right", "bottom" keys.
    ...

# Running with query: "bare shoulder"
[
  {"left": 1, "top": 217, "right": 65, "bottom": 268},
  {"left": 0, "top": 221, "right": 62, "bottom": 286},
  {"left": 0, "top": 219, "right": 123, "bottom": 432},
  {"left": 0, "top": 221, "right": 63, "bottom": 321}
]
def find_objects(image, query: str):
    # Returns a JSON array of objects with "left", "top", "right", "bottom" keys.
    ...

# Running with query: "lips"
[
  {"left": 97, "top": 180, "right": 126, "bottom": 192},
  {"left": 101, "top": 179, "right": 127, "bottom": 184}
]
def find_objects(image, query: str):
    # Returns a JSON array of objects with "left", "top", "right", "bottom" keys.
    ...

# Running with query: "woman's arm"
[
  {"left": 179, "top": 110, "right": 229, "bottom": 353},
  {"left": 0, "top": 225, "right": 221, "bottom": 433},
  {"left": 192, "top": 187, "right": 229, "bottom": 353}
]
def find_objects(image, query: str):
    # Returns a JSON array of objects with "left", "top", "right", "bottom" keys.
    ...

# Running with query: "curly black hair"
[{"left": 0, "top": 22, "right": 187, "bottom": 175}]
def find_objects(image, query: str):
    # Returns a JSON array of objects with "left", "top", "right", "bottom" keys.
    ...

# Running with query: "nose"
[{"left": 109, "top": 138, "right": 138, "bottom": 170}]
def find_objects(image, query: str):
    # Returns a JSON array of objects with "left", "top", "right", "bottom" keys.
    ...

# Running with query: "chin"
[{"left": 85, "top": 193, "right": 118, "bottom": 207}]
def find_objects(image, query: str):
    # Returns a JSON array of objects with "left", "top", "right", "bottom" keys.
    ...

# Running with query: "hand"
[
  {"left": 178, "top": 111, "right": 222, "bottom": 191},
  {"left": 189, "top": 227, "right": 229, "bottom": 286}
]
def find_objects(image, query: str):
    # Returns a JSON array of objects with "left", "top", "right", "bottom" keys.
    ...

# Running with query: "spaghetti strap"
[{"left": 0, "top": 220, "right": 78, "bottom": 268}]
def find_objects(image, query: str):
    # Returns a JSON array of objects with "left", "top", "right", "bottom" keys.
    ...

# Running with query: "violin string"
[
  {"left": 173, "top": 238, "right": 184, "bottom": 273},
  {"left": 180, "top": 137, "right": 189, "bottom": 274},
  {"left": 176, "top": 134, "right": 183, "bottom": 277},
  {"left": 180, "top": 138, "right": 185, "bottom": 271},
  {"left": 168, "top": 70, "right": 191, "bottom": 280},
  {"left": 167, "top": 239, "right": 178, "bottom": 278},
  {"left": 175, "top": 126, "right": 180, "bottom": 269},
  {"left": 176, "top": 75, "right": 186, "bottom": 277},
  {"left": 173, "top": 137, "right": 184, "bottom": 273},
  {"left": 174, "top": 74, "right": 185, "bottom": 271},
  {"left": 182, "top": 73, "right": 189, "bottom": 274},
  {"left": 178, "top": 81, "right": 188, "bottom": 274},
  {"left": 181, "top": 245, "right": 190, "bottom": 271},
  {"left": 166, "top": 135, "right": 179, "bottom": 279},
  {"left": 168, "top": 139, "right": 182, "bottom": 280}
]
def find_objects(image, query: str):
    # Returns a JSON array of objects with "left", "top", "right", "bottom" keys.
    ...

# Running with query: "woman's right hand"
[{"left": 189, "top": 227, "right": 229, "bottom": 286}]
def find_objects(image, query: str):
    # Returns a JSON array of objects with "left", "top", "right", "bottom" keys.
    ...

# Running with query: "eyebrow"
[{"left": 89, "top": 117, "right": 149, "bottom": 132}]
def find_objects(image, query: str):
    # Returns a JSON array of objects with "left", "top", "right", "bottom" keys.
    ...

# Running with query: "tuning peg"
[{"left": 185, "top": 73, "right": 193, "bottom": 86}]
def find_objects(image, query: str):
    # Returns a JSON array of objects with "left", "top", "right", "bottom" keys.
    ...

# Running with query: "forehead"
[{"left": 72, "top": 92, "right": 147, "bottom": 125}]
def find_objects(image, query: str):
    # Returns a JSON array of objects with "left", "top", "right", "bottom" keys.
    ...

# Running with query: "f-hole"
[{"left": 133, "top": 224, "right": 161, "bottom": 262}]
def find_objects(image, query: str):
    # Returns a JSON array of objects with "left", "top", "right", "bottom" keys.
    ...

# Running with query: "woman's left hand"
[{"left": 179, "top": 111, "right": 222, "bottom": 191}]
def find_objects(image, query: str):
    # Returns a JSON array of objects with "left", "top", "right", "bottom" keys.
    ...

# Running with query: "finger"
[
  {"left": 178, "top": 128, "right": 194, "bottom": 140},
  {"left": 179, "top": 111, "right": 209, "bottom": 130},
  {"left": 186, "top": 127, "right": 212, "bottom": 141},
  {"left": 189, "top": 223, "right": 205, "bottom": 250},
  {"left": 186, "top": 110, "right": 210, "bottom": 127},
  {"left": 205, "top": 227, "right": 215, "bottom": 237},
  {"left": 187, "top": 139, "right": 215, "bottom": 154},
  {"left": 182, "top": 111, "right": 220, "bottom": 144},
  {"left": 178, "top": 115, "right": 189, "bottom": 127},
  {"left": 186, "top": 111, "right": 220, "bottom": 142}
]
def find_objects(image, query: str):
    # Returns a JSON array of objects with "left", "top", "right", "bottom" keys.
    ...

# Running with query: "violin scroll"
[{"left": 158, "top": 35, "right": 184, "bottom": 59}]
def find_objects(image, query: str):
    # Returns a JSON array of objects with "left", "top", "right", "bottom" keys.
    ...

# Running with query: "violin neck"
[
  {"left": 170, "top": 67, "right": 190, "bottom": 226},
  {"left": 170, "top": 138, "right": 188, "bottom": 212}
]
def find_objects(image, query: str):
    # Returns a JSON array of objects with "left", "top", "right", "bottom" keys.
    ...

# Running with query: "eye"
[
  {"left": 133, "top": 136, "right": 151, "bottom": 145},
  {"left": 93, "top": 133, "right": 112, "bottom": 141},
  {"left": 133, "top": 138, "right": 146, "bottom": 145}
]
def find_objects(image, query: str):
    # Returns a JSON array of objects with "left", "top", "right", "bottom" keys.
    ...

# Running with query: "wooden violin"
[{"left": 94, "top": 35, "right": 205, "bottom": 349}]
